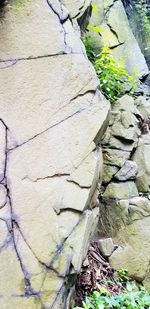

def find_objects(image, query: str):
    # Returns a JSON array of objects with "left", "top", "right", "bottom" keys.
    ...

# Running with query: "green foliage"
[
  {"left": 135, "top": 0, "right": 150, "bottom": 36},
  {"left": 84, "top": 37, "right": 97, "bottom": 63},
  {"left": 115, "top": 269, "right": 129, "bottom": 284},
  {"left": 92, "top": 5, "right": 100, "bottom": 12},
  {"left": 87, "top": 25, "right": 102, "bottom": 33},
  {"left": 84, "top": 39, "right": 140, "bottom": 103},
  {"left": 73, "top": 282, "right": 150, "bottom": 309}
]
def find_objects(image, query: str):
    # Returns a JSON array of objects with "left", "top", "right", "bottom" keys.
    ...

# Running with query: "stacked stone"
[{"left": 99, "top": 94, "right": 150, "bottom": 291}]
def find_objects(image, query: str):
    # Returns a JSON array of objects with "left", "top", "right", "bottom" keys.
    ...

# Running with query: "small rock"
[
  {"left": 103, "top": 164, "right": 119, "bottom": 184},
  {"left": 98, "top": 238, "right": 114, "bottom": 257},
  {"left": 82, "top": 258, "right": 89, "bottom": 267},
  {"left": 103, "top": 181, "right": 138, "bottom": 199},
  {"left": 135, "top": 96, "right": 150, "bottom": 118},
  {"left": 114, "top": 160, "right": 138, "bottom": 181},
  {"left": 103, "top": 148, "right": 130, "bottom": 167}
]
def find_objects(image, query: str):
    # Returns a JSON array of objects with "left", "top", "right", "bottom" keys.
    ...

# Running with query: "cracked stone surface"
[
  {"left": 89, "top": 0, "right": 149, "bottom": 76},
  {"left": 100, "top": 95, "right": 150, "bottom": 292},
  {"left": 0, "top": 0, "right": 110, "bottom": 308}
]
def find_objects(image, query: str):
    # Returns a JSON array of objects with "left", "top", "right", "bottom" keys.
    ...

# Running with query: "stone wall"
[
  {"left": 99, "top": 94, "right": 150, "bottom": 291},
  {"left": 0, "top": 1, "right": 110, "bottom": 308}
]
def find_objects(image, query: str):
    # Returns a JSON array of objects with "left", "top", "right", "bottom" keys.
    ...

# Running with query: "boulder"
[
  {"left": 103, "top": 181, "right": 138, "bottom": 199},
  {"left": 135, "top": 96, "right": 150, "bottom": 119},
  {"left": 0, "top": 1, "right": 110, "bottom": 307},
  {"left": 114, "top": 160, "right": 138, "bottom": 181},
  {"left": 98, "top": 238, "right": 115, "bottom": 257},
  {"left": 109, "top": 215, "right": 150, "bottom": 282},
  {"left": 103, "top": 148, "right": 130, "bottom": 167},
  {"left": 103, "top": 164, "right": 119, "bottom": 184}
]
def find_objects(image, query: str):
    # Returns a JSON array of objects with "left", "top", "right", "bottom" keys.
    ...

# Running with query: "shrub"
[
  {"left": 84, "top": 39, "right": 140, "bottom": 104},
  {"left": 73, "top": 281, "right": 150, "bottom": 309}
]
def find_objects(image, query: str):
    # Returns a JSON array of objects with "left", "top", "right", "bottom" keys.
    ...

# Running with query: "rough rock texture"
[
  {"left": 98, "top": 238, "right": 114, "bottom": 257},
  {"left": 0, "top": 1, "right": 110, "bottom": 308},
  {"left": 88, "top": 0, "right": 149, "bottom": 77},
  {"left": 99, "top": 94, "right": 150, "bottom": 291},
  {"left": 122, "top": 0, "right": 150, "bottom": 70}
]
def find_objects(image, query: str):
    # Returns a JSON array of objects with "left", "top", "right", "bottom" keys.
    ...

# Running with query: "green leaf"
[
  {"left": 87, "top": 25, "right": 102, "bottom": 33},
  {"left": 92, "top": 5, "right": 100, "bottom": 12}
]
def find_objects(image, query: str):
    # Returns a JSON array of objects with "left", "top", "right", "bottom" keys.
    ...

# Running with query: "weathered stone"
[
  {"left": 100, "top": 193, "right": 150, "bottom": 283},
  {"left": 99, "top": 198, "right": 129, "bottom": 236},
  {"left": 109, "top": 216, "right": 150, "bottom": 282},
  {"left": 0, "top": 121, "right": 6, "bottom": 182},
  {"left": 103, "top": 164, "right": 119, "bottom": 184},
  {"left": 98, "top": 238, "right": 114, "bottom": 257},
  {"left": 0, "top": 184, "right": 7, "bottom": 208},
  {"left": 103, "top": 148, "right": 130, "bottom": 167},
  {"left": 113, "top": 95, "right": 138, "bottom": 114},
  {"left": 114, "top": 160, "right": 138, "bottom": 181},
  {"left": 120, "top": 111, "right": 139, "bottom": 129},
  {"left": 128, "top": 197, "right": 150, "bottom": 222},
  {"left": 62, "top": 0, "right": 91, "bottom": 19},
  {"left": 109, "top": 242, "right": 150, "bottom": 282},
  {"left": 102, "top": 98, "right": 141, "bottom": 156},
  {"left": 89, "top": 0, "right": 149, "bottom": 76},
  {"left": 133, "top": 134, "right": 150, "bottom": 192},
  {"left": 103, "top": 132, "right": 136, "bottom": 152},
  {"left": 69, "top": 208, "right": 99, "bottom": 272},
  {"left": 99, "top": 196, "right": 150, "bottom": 236},
  {"left": 135, "top": 96, "right": 150, "bottom": 118},
  {"left": 106, "top": 1, "right": 149, "bottom": 76},
  {"left": 103, "top": 181, "right": 138, "bottom": 199},
  {"left": 0, "top": 0, "right": 110, "bottom": 307},
  {"left": 112, "top": 122, "right": 138, "bottom": 142}
]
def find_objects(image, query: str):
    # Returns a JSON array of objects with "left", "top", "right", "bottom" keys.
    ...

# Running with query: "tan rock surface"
[{"left": 0, "top": 0, "right": 109, "bottom": 307}]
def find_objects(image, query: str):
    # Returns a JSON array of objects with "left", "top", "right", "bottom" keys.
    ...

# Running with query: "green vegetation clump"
[
  {"left": 73, "top": 269, "right": 150, "bottom": 309},
  {"left": 135, "top": 0, "right": 150, "bottom": 35},
  {"left": 84, "top": 38, "right": 140, "bottom": 103},
  {"left": 74, "top": 284, "right": 150, "bottom": 309}
]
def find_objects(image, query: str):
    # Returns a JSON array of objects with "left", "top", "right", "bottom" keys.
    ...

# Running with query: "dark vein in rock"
[
  {"left": 70, "top": 89, "right": 96, "bottom": 102},
  {"left": 48, "top": 218, "right": 81, "bottom": 267},
  {"left": 46, "top": 0, "right": 71, "bottom": 52},
  {"left": 109, "top": 42, "right": 125, "bottom": 49},
  {"left": 67, "top": 179, "right": 91, "bottom": 189},
  {"left": 9, "top": 107, "right": 88, "bottom": 151},
  {"left": 1, "top": 121, "right": 42, "bottom": 298},
  {"left": 107, "top": 22, "right": 123, "bottom": 44},
  {"left": 0, "top": 60, "right": 18, "bottom": 69},
  {"left": 13, "top": 219, "right": 71, "bottom": 279},
  {"left": 46, "top": 0, "right": 69, "bottom": 24},
  {"left": 50, "top": 283, "right": 65, "bottom": 309},
  {"left": 0, "top": 52, "right": 66, "bottom": 65}
]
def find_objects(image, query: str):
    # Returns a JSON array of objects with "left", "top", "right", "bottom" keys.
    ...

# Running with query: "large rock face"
[{"left": 0, "top": 1, "right": 109, "bottom": 308}]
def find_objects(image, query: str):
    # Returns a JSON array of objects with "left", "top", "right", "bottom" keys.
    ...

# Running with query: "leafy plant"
[
  {"left": 94, "top": 46, "right": 140, "bottom": 103},
  {"left": 84, "top": 38, "right": 140, "bottom": 103},
  {"left": 87, "top": 25, "right": 102, "bottom": 33},
  {"left": 115, "top": 268, "right": 129, "bottom": 284},
  {"left": 135, "top": 0, "right": 150, "bottom": 36},
  {"left": 73, "top": 282, "right": 150, "bottom": 309}
]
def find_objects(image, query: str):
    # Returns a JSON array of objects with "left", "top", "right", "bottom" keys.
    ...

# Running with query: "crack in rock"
[
  {"left": 67, "top": 179, "right": 91, "bottom": 189},
  {"left": 0, "top": 120, "right": 44, "bottom": 300},
  {"left": 46, "top": 0, "right": 72, "bottom": 53},
  {"left": 9, "top": 106, "right": 89, "bottom": 151},
  {"left": 107, "top": 22, "right": 124, "bottom": 45},
  {"left": 22, "top": 173, "right": 70, "bottom": 182}
]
